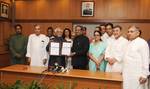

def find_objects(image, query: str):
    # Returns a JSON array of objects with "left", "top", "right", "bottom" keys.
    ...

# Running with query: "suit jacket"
[{"left": 71, "top": 35, "right": 90, "bottom": 67}]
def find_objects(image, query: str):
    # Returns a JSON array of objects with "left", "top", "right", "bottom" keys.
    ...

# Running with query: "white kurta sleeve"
[
  {"left": 105, "top": 45, "right": 111, "bottom": 60},
  {"left": 42, "top": 36, "right": 49, "bottom": 60},
  {"left": 114, "top": 41, "right": 128, "bottom": 62},
  {"left": 140, "top": 42, "right": 150, "bottom": 78},
  {"left": 114, "top": 52, "right": 123, "bottom": 62},
  {"left": 26, "top": 35, "right": 32, "bottom": 57}
]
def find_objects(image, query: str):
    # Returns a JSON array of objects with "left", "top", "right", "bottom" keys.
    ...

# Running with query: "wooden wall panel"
[
  {"left": 0, "top": 53, "right": 10, "bottom": 68},
  {"left": 15, "top": 0, "right": 150, "bottom": 19},
  {"left": 104, "top": 0, "right": 127, "bottom": 19},
  {"left": 0, "top": 22, "right": 12, "bottom": 68},
  {"left": 0, "top": 0, "right": 12, "bottom": 67},
  {"left": 139, "top": 0, "right": 150, "bottom": 19},
  {"left": 0, "top": 23, "right": 3, "bottom": 46},
  {"left": 0, "top": 22, "right": 12, "bottom": 54},
  {"left": 16, "top": 0, "right": 73, "bottom": 19}
]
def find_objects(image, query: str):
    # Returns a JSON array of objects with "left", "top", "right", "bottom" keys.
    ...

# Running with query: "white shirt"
[
  {"left": 123, "top": 37, "right": 149, "bottom": 89},
  {"left": 101, "top": 32, "right": 109, "bottom": 42},
  {"left": 65, "top": 38, "right": 73, "bottom": 69},
  {"left": 105, "top": 36, "right": 128, "bottom": 72},
  {"left": 105, "top": 35, "right": 115, "bottom": 46},
  {"left": 26, "top": 34, "right": 49, "bottom": 67}
]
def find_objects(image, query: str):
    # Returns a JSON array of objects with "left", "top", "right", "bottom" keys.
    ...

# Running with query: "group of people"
[{"left": 9, "top": 23, "right": 150, "bottom": 89}]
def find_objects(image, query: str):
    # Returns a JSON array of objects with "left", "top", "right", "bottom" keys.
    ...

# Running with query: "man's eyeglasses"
[{"left": 128, "top": 30, "right": 137, "bottom": 33}]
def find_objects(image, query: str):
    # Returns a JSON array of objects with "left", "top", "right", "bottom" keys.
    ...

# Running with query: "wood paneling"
[
  {"left": 0, "top": 0, "right": 12, "bottom": 67},
  {"left": 0, "top": 0, "right": 12, "bottom": 53},
  {"left": 0, "top": 21, "right": 12, "bottom": 67},
  {"left": 0, "top": 53, "right": 10, "bottom": 68},
  {"left": 16, "top": 0, "right": 73, "bottom": 19},
  {"left": 15, "top": 0, "right": 150, "bottom": 19},
  {"left": 0, "top": 21, "right": 12, "bottom": 53}
]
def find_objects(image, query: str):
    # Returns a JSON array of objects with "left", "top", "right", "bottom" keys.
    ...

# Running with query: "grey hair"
[
  {"left": 129, "top": 25, "right": 142, "bottom": 36},
  {"left": 54, "top": 27, "right": 62, "bottom": 33}
]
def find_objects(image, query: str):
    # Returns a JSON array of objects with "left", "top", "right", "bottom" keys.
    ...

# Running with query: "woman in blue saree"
[{"left": 88, "top": 30, "right": 107, "bottom": 72}]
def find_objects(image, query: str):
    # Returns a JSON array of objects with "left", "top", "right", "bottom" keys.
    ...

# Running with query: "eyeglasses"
[{"left": 128, "top": 30, "right": 137, "bottom": 33}]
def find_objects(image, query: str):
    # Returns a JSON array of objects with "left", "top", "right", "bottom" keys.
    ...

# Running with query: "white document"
[
  {"left": 49, "top": 42, "right": 60, "bottom": 55},
  {"left": 61, "top": 42, "right": 72, "bottom": 55}
]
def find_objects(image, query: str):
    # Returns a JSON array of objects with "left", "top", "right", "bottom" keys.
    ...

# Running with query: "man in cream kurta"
[
  {"left": 105, "top": 23, "right": 115, "bottom": 46},
  {"left": 123, "top": 26, "right": 149, "bottom": 89},
  {"left": 26, "top": 25, "right": 49, "bottom": 67},
  {"left": 105, "top": 25, "right": 128, "bottom": 72}
]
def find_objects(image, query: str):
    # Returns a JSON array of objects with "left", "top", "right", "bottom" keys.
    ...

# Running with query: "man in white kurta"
[
  {"left": 105, "top": 23, "right": 115, "bottom": 46},
  {"left": 105, "top": 25, "right": 128, "bottom": 72},
  {"left": 26, "top": 25, "right": 49, "bottom": 67},
  {"left": 123, "top": 26, "right": 149, "bottom": 89}
]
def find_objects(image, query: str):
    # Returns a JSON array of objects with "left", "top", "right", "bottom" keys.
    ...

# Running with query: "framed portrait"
[
  {"left": 0, "top": 1, "right": 9, "bottom": 19},
  {"left": 81, "top": 1, "right": 94, "bottom": 17}
]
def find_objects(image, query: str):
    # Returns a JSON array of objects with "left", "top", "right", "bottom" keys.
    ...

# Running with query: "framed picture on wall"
[
  {"left": 0, "top": 1, "right": 9, "bottom": 19},
  {"left": 81, "top": 1, "right": 94, "bottom": 17}
]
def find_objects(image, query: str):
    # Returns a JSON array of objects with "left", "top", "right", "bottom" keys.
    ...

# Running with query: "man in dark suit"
[
  {"left": 46, "top": 28, "right": 66, "bottom": 68},
  {"left": 71, "top": 25, "right": 90, "bottom": 70}
]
